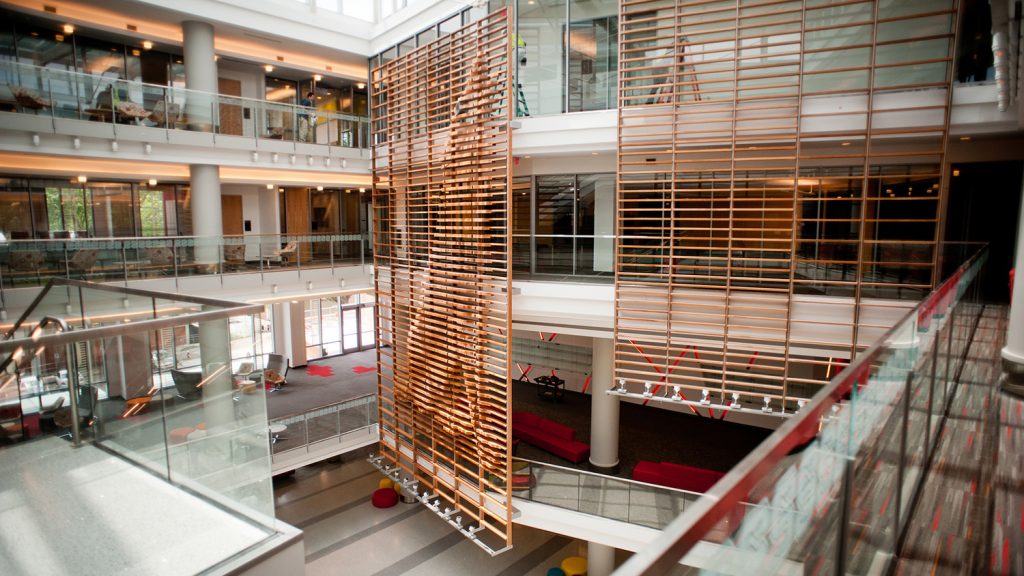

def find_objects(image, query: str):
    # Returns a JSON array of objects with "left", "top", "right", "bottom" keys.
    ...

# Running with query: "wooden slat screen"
[
  {"left": 371, "top": 9, "right": 514, "bottom": 551},
  {"left": 616, "top": 0, "right": 958, "bottom": 412}
]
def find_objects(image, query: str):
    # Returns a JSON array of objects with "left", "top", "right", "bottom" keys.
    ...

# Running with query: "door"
[
  {"left": 217, "top": 77, "right": 243, "bottom": 136},
  {"left": 221, "top": 195, "right": 243, "bottom": 235}
]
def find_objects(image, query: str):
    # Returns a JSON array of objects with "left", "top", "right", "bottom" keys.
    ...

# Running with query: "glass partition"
[
  {"left": 615, "top": 245, "right": 989, "bottom": 575},
  {"left": 0, "top": 279, "right": 276, "bottom": 526},
  {"left": 0, "top": 60, "right": 369, "bottom": 148}
]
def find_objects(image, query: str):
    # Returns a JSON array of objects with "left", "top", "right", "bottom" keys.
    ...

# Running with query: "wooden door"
[
  {"left": 217, "top": 78, "right": 243, "bottom": 136},
  {"left": 285, "top": 188, "right": 311, "bottom": 261},
  {"left": 221, "top": 195, "right": 243, "bottom": 235}
]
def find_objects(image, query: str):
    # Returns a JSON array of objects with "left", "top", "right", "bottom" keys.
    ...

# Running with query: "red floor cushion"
[{"left": 372, "top": 487, "right": 399, "bottom": 508}]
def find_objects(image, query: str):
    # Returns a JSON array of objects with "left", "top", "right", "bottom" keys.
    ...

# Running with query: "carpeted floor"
[
  {"left": 511, "top": 380, "right": 772, "bottom": 478},
  {"left": 266, "top": 350, "right": 378, "bottom": 419},
  {"left": 266, "top": 350, "right": 772, "bottom": 480}
]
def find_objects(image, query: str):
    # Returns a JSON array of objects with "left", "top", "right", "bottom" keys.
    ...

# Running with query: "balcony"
[{"left": 0, "top": 61, "right": 372, "bottom": 173}]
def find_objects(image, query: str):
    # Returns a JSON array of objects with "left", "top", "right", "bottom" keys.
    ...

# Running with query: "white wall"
[{"left": 222, "top": 183, "right": 268, "bottom": 260}]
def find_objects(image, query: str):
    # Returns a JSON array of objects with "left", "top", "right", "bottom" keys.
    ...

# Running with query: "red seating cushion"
[
  {"left": 372, "top": 487, "right": 399, "bottom": 508},
  {"left": 511, "top": 411, "right": 590, "bottom": 464},
  {"left": 631, "top": 460, "right": 725, "bottom": 493}
]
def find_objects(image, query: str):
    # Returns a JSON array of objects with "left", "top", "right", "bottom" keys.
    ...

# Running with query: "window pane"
[
  {"left": 517, "top": 0, "right": 567, "bottom": 116},
  {"left": 568, "top": 0, "right": 617, "bottom": 112}
]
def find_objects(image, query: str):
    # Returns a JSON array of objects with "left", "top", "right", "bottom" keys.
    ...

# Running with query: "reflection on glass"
[
  {"left": 517, "top": 0, "right": 566, "bottom": 116},
  {"left": 568, "top": 0, "right": 617, "bottom": 112}
]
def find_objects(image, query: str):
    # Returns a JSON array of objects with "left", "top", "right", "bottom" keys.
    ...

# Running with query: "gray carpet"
[{"left": 266, "top": 350, "right": 378, "bottom": 419}]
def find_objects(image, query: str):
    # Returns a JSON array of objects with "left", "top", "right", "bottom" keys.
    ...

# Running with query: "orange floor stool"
[
  {"left": 169, "top": 427, "right": 194, "bottom": 445},
  {"left": 560, "top": 556, "right": 587, "bottom": 576}
]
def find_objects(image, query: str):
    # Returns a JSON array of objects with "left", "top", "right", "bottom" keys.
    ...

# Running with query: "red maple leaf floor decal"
[
  {"left": 351, "top": 365, "right": 375, "bottom": 374},
  {"left": 306, "top": 365, "right": 335, "bottom": 377}
]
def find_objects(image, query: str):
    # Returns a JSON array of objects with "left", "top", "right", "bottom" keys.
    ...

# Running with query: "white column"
[
  {"left": 271, "top": 301, "right": 308, "bottom": 368},
  {"left": 589, "top": 337, "right": 619, "bottom": 469},
  {"left": 189, "top": 164, "right": 222, "bottom": 264},
  {"left": 1002, "top": 169, "right": 1024, "bottom": 395},
  {"left": 199, "top": 317, "right": 234, "bottom": 430},
  {"left": 182, "top": 20, "right": 217, "bottom": 130},
  {"left": 588, "top": 542, "right": 616, "bottom": 576}
]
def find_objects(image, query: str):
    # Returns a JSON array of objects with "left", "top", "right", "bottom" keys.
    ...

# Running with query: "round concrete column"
[
  {"left": 182, "top": 20, "right": 217, "bottom": 130},
  {"left": 588, "top": 542, "right": 615, "bottom": 576},
  {"left": 188, "top": 163, "right": 222, "bottom": 264},
  {"left": 1002, "top": 167, "right": 1024, "bottom": 395},
  {"left": 589, "top": 337, "right": 619, "bottom": 470}
]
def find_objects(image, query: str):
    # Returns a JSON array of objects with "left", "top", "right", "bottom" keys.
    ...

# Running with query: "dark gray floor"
[{"left": 266, "top": 350, "right": 378, "bottom": 419}]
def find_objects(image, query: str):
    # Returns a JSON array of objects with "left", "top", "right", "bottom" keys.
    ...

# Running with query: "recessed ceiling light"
[
  {"left": 359, "top": 187, "right": 367, "bottom": 192},
  {"left": 142, "top": 40, "right": 153, "bottom": 50},
  {"left": 264, "top": 64, "right": 274, "bottom": 73},
  {"left": 131, "top": 49, "right": 140, "bottom": 56},
  {"left": 841, "top": 142, "right": 850, "bottom": 146},
  {"left": 959, "top": 136, "right": 971, "bottom": 141},
  {"left": 317, "top": 186, "right": 324, "bottom": 191},
  {"left": 148, "top": 178, "right": 157, "bottom": 186},
  {"left": 314, "top": 74, "right": 322, "bottom": 81},
  {"left": 77, "top": 175, "right": 87, "bottom": 183},
  {"left": 55, "top": 34, "right": 64, "bottom": 42},
  {"left": 953, "top": 169, "right": 960, "bottom": 177},
  {"left": 356, "top": 82, "right": 366, "bottom": 89},
  {"left": 266, "top": 183, "right": 274, "bottom": 190},
  {"left": 63, "top": 24, "right": 74, "bottom": 34}
]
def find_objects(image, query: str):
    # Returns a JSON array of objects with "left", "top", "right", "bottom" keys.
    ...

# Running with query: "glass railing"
[
  {"left": 513, "top": 233, "right": 616, "bottom": 282},
  {"left": 0, "top": 278, "right": 277, "bottom": 527},
  {"left": 0, "top": 232, "right": 369, "bottom": 289},
  {"left": 269, "top": 393, "right": 378, "bottom": 473},
  {"left": 0, "top": 60, "right": 370, "bottom": 148},
  {"left": 511, "top": 458, "right": 714, "bottom": 532},
  {"left": 614, "top": 245, "right": 989, "bottom": 575}
]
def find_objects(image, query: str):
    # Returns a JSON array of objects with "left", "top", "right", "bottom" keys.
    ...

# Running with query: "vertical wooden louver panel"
[
  {"left": 371, "top": 9, "right": 514, "bottom": 552},
  {"left": 616, "top": 0, "right": 958, "bottom": 412}
]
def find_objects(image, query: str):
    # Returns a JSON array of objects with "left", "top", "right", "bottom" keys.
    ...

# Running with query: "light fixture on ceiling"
[
  {"left": 142, "top": 40, "right": 153, "bottom": 50},
  {"left": 306, "top": 281, "right": 313, "bottom": 290},
  {"left": 31, "top": 134, "right": 40, "bottom": 146},
  {"left": 953, "top": 169, "right": 961, "bottom": 177},
  {"left": 959, "top": 136, "right": 971, "bottom": 141},
  {"left": 77, "top": 175, "right": 88, "bottom": 183},
  {"left": 307, "top": 156, "right": 314, "bottom": 166},
  {"left": 266, "top": 183, "right": 274, "bottom": 190},
  {"left": 72, "top": 137, "right": 81, "bottom": 150},
  {"left": 314, "top": 74, "right": 322, "bottom": 82},
  {"left": 272, "top": 153, "right": 279, "bottom": 163},
  {"left": 289, "top": 154, "right": 296, "bottom": 165},
  {"left": 841, "top": 141, "right": 851, "bottom": 146},
  {"left": 122, "top": 297, "right": 131, "bottom": 309},
  {"left": 356, "top": 82, "right": 366, "bottom": 90},
  {"left": 252, "top": 151, "right": 259, "bottom": 162},
  {"left": 131, "top": 49, "right": 140, "bottom": 56},
  {"left": 144, "top": 143, "right": 152, "bottom": 155},
  {"left": 271, "top": 284, "right": 279, "bottom": 294},
  {"left": 264, "top": 64, "right": 274, "bottom": 73},
  {"left": 111, "top": 141, "right": 119, "bottom": 152},
  {"left": 278, "top": 187, "right": 284, "bottom": 192},
  {"left": 55, "top": 34, "right": 65, "bottom": 42},
  {"left": 316, "top": 185, "right": 324, "bottom": 191},
  {"left": 341, "top": 159, "right": 347, "bottom": 168},
  {"left": 63, "top": 24, "right": 74, "bottom": 34},
  {"left": 148, "top": 178, "right": 157, "bottom": 186},
  {"left": 359, "top": 187, "right": 366, "bottom": 193}
]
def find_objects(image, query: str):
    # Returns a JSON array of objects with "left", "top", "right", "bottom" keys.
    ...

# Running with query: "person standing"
[{"left": 299, "top": 91, "right": 315, "bottom": 142}]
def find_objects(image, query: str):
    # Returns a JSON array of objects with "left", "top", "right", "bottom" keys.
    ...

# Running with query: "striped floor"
[
  {"left": 273, "top": 449, "right": 592, "bottom": 576},
  {"left": 896, "top": 306, "right": 1024, "bottom": 575}
]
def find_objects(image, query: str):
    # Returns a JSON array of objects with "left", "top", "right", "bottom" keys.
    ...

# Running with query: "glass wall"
[
  {"left": 304, "top": 293, "right": 375, "bottom": 360},
  {"left": 514, "top": 172, "right": 615, "bottom": 281},
  {"left": 0, "top": 177, "right": 192, "bottom": 239}
]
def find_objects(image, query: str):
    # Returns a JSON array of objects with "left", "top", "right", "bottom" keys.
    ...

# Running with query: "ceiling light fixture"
[
  {"left": 356, "top": 82, "right": 366, "bottom": 89},
  {"left": 142, "top": 40, "right": 153, "bottom": 50},
  {"left": 314, "top": 74, "right": 322, "bottom": 81},
  {"left": 959, "top": 136, "right": 971, "bottom": 141},
  {"left": 63, "top": 24, "right": 74, "bottom": 34},
  {"left": 316, "top": 185, "right": 324, "bottom": 191},
  {"left": 148, "top": 178, "right": 157, "bottom": 186},
  {"left": 264, "top": 64, "right": 274, "bottom": 73},
  {"left": 841, "top": 142, "right": 851, "bottom": 146},
  {"left": 77, "top": 175, "right": 88, "bottom": 183},
  {"left": 266, "top": 183, "right": 273, "bottom": 190}
]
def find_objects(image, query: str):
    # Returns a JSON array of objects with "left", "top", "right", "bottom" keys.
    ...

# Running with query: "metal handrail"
[
  {"left": 511, "top": 457, "right": 704, "bottom": 499},
  {"left": 268, "top": 392, "right": 376, "bottom": 424},
  {"left": 1, "top": 60, "right": 368, "bottom": 124},
  {"left": 615, "top": 245, "right": 989, "bottom": 574}
]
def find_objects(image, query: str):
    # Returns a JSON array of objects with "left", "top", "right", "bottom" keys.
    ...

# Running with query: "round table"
[{"left": 269, "top": 423, "right": 287, "bottom": 444}]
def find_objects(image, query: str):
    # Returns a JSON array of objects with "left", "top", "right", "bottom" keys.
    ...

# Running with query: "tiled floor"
[{"left": 274, "top": 452, "right": 590, "bottom": 576}]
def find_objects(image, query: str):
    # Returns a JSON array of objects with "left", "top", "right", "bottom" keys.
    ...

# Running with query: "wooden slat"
[{"left": 371, "top": 8, "right": 513, "bottom": 550}]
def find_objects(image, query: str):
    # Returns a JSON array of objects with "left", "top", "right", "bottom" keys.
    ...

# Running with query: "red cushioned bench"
[
  {"left": 631, "top": 460, "right": 724, "bottom": 492},
  {"left": 511, "top": 411, "right": 590, "bottom": 464}
]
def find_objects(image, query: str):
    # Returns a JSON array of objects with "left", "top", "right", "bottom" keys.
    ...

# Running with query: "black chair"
[{"left": 171, "top": 369, "right": 202, "bottom": 400}]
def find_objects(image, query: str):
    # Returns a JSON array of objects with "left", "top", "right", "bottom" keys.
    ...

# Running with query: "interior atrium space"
[{"left": 1, "top": 0, "right": 1024, "bottom": 575}]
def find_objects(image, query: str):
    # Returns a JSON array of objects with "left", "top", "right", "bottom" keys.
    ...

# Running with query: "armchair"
[
  {"left": 264, "top": 353, "right": 289, "bottom": 391},
  {"left": 171, "top": 369, "right": 203, "bottom": 400}
]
